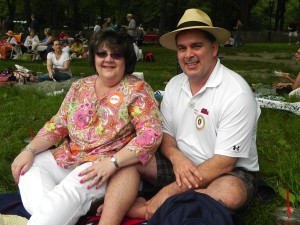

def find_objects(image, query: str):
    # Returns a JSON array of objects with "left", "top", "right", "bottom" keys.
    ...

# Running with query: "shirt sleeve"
[
  {"left": 214, "top": 92, "right": 259, "bottom": 158},
  {"left": 35, "top": 84, "right": 75, "bottom": 144},
  {"left": 123, "top": 80, "right": 163, "bottom": 164}
]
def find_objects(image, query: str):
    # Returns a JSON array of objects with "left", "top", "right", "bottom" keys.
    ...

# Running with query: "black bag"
[{"left": 147, "top": 191, "right": 244, "bottom": 225}]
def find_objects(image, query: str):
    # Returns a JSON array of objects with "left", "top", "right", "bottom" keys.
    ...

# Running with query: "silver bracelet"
[{"left": 21, "top": 146, "right": 36, "bottom": 156}]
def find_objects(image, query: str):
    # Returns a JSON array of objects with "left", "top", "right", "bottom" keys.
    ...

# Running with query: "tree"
[
  {"left": 70, "top": 0, "right": 80, "bottom": 30},
  {"left": 23, "top": 0, "right": 31, "bottom": 29},
  {"left": 6, "top": 0, "right": 16, "bottom": 19},
  {"left": 274, "top": 0, "right": 288, "bottom": 31}
]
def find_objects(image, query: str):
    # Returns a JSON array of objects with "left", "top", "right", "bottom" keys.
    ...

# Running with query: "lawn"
[{"left": 0, "top": 43, "right": 299, "bottom": 224}]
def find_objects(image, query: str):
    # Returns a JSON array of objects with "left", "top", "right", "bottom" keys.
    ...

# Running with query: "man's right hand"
[{"left": 171, "top": 152, "right": 202, "bottom": 189}]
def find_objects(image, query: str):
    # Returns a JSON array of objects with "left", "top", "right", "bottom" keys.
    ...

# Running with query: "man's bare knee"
[{"left": 195, "top": 175, "right": 247, "bottom": 210}]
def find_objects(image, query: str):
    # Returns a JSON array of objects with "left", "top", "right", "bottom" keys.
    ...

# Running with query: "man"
[
  {"left": 29, "top": 14, "right": 40, "bottom": 34},
  {"left": 96, "top": 8, "right": 260, "bottom": 223},
  {"left": 125, "top": 13, "right": 137, "bottom": 41},
  {"left": 288, "top": 20, "right": 299, "bottom": 45}
]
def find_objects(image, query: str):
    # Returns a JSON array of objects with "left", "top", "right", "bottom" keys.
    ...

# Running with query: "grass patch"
[{"left": 0, "top": 43, "right": 299, "bottom": 224}]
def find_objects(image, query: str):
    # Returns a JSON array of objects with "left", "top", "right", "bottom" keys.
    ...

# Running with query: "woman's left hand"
[{"left": 78, "top": 157, "right": 117, "bottom": 189}]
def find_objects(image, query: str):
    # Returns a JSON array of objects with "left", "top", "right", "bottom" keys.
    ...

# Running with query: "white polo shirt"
[{"left": 161, "top": 59, "right": 260, "bottom": 171}]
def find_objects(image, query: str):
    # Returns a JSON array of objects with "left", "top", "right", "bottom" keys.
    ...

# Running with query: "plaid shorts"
[{"left": 143, "top": 151, "right": 256, "bottom": 207}]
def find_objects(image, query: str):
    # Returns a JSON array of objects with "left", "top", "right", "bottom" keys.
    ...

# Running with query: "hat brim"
[
  {"left": 6, "top": 33, "right": 14, "bottom": 36},
  {"left": 159, "top": 26, "right": 231, "bottom": 50}
]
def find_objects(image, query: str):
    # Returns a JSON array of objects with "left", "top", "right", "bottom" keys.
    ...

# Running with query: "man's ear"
[{"left": 212, "top": 41, "right": 219, "bottom": 58}]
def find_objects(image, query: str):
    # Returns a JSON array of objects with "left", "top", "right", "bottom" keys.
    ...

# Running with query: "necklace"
[{"left": 96, "top": 77, "right": 121, "bottom": 98}]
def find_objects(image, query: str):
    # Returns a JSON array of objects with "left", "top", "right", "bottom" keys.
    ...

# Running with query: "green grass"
[{"left": 1, "top": 43, "right": 300, "bottom": 224}]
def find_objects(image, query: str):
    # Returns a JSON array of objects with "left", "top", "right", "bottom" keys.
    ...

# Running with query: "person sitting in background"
[
  {"left": 59, "top": 30, "right": 68, "bottom": 40},
  {"left": 23, "top": 29, "right": 39, "bottom": 53},
  {"left": 273, "top": 48, "right": 300, "bottom": 93},
  {"left": 94, "top": 20, "right": 101, "bottom": 33},
  {"left": 102, "top": 18, "right": 112, "bottom": 30},
  {"left": 32, "top": 27, "right": 54, "bottom": 60},
  {"left": 75, "top": 30, "right": 87, "bottom": 44},
  {"left": 70, "top": 38, "right": 84, "bottom": 58},
  {"left": 11, "top": 30, "right": 162, "bottom": 225},
  {"left": 0, "top": 30, "right": 17, "bottom": 58},
  {"left": 224, "top": 36, "right": 234, "bottom": 47},
  {"left": 61, "top": 39, "right": 70, "bottom": 54},
  {"left": 136, "top": 24, "right": 145, "bottom": 47},
  {"left": 37, "top": 39, "right": 72, "bottom": 82}
]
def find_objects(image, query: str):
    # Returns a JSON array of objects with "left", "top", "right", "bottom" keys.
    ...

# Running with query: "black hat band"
[{"left": 177, "top": 21, "right": 209, "bottom": 29}]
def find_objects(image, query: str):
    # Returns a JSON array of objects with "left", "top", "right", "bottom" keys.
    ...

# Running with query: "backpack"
[
  {"left": 144, "top": 52, "right": 154, "bottom": 62},
  {"left": 147, "top": 191, "right": 244, "bottom": 225},
  {"left": 0, "top": 193, "right": 31, "bottom": 219},
  {"left": 0, "top": 68, "right": 16, "bottom": 84}
]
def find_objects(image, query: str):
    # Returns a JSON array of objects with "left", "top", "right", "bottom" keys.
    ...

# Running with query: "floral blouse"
[{"left": 36, "top": 75, "right": 162, "bottom": 169}]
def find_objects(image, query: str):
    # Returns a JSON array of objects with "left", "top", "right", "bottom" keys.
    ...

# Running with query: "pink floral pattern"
[{"left": 36, "top": 75, "right": 162, "bottom": 169}]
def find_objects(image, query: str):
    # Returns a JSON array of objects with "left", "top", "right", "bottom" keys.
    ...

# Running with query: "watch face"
[{"left": 110, "top": 156, "right": 119, "bottom": 168}]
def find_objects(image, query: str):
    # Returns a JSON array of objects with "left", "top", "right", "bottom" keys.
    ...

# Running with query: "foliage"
[{"left": 1, "top": 0, "right": 299, "bottom": 35}]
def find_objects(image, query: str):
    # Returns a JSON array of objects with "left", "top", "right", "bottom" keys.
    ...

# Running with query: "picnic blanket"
[
  {"left": 254, "top": 93, "right": 300, "bottom": 116},
  {"left": 154, "top": 91, "right": 300, "bottom": 116}
]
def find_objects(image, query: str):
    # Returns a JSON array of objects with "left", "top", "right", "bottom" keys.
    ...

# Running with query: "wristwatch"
[{"left": 110, "top": 156, "right": 119, "bottom": 169}]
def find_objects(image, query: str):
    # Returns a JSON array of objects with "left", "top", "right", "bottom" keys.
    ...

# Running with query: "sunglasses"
[{"left": 95, "top": 50, "right": 123, "bottom": 59}]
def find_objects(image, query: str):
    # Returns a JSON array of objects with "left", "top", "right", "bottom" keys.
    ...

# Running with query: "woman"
[
  {"left": 70, "top": 38, "right": 84, "bottom": 58},
  {"left": 273, "top": 48, "right": 300, "bottom": 92},
  {"left": 23, "top": 28, "right": 39, "bottom": 52},
  {"left": 37, "top": 39, "right": 72, "bottom": 82},
  {"left": 32, "top": 27, "right": 54, "bottom": 60},
  {"left": 0, "top": 30, "right": 17, "bottom": 59},
  {"left": 11, "top": 30, "right": 162, "bottom": 225}
]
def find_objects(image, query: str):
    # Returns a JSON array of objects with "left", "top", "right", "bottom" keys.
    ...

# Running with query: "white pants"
[{"left": 19, "top": 151, "right": 106, "bottom": 225}]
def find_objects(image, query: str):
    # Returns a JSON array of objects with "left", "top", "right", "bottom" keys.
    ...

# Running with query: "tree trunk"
[
  {"left": 158, "top": 0, "right": 167, "bottom": 36},
  {"left": 274, "top": 0, "right": 287, "bottom": 31},
  {"left": 6, "top": 0, "right": 16, "bottom": 19},
  {"left": 70, "top": 0, "right": 80, "bottom": 30},
  {"left": 23, "top": 0, "right": 31, "bottom": 29}
]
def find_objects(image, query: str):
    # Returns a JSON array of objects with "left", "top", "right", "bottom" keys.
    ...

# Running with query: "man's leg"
[
  {"left": 195, "top": 169, "right": 256, "bottom": 210},
  {"left": 98, "top": 165, "right": 140, "bottom": 225}
]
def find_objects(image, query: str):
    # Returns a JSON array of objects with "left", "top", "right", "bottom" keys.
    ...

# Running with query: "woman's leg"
[
  {"left": 18, "top": 151, "right": 70, "bottom": 214},
  {"left": 26, "top": 161, "right": 107, "bottom": 225},
  {"left": 53, "top": 71, "right": 72, "bottom": 81},
  {"left": 37, "top": 73, "right": 52, "bottom": 82}
]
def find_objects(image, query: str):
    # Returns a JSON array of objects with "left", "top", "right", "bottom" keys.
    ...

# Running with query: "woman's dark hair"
[{"left": 88, "top": 30, "right": 137, "bottom": 74}]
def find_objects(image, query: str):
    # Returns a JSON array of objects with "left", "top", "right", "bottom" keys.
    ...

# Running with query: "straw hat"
[
  {"left": 5, "top": 30, "right": 14, "bottom": 36},
  {"left": 126, "top": 13, "right": 133, "bottom": 18},
  {"left": 159, "top": 8, "right": 231, "bottom": 50}
]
